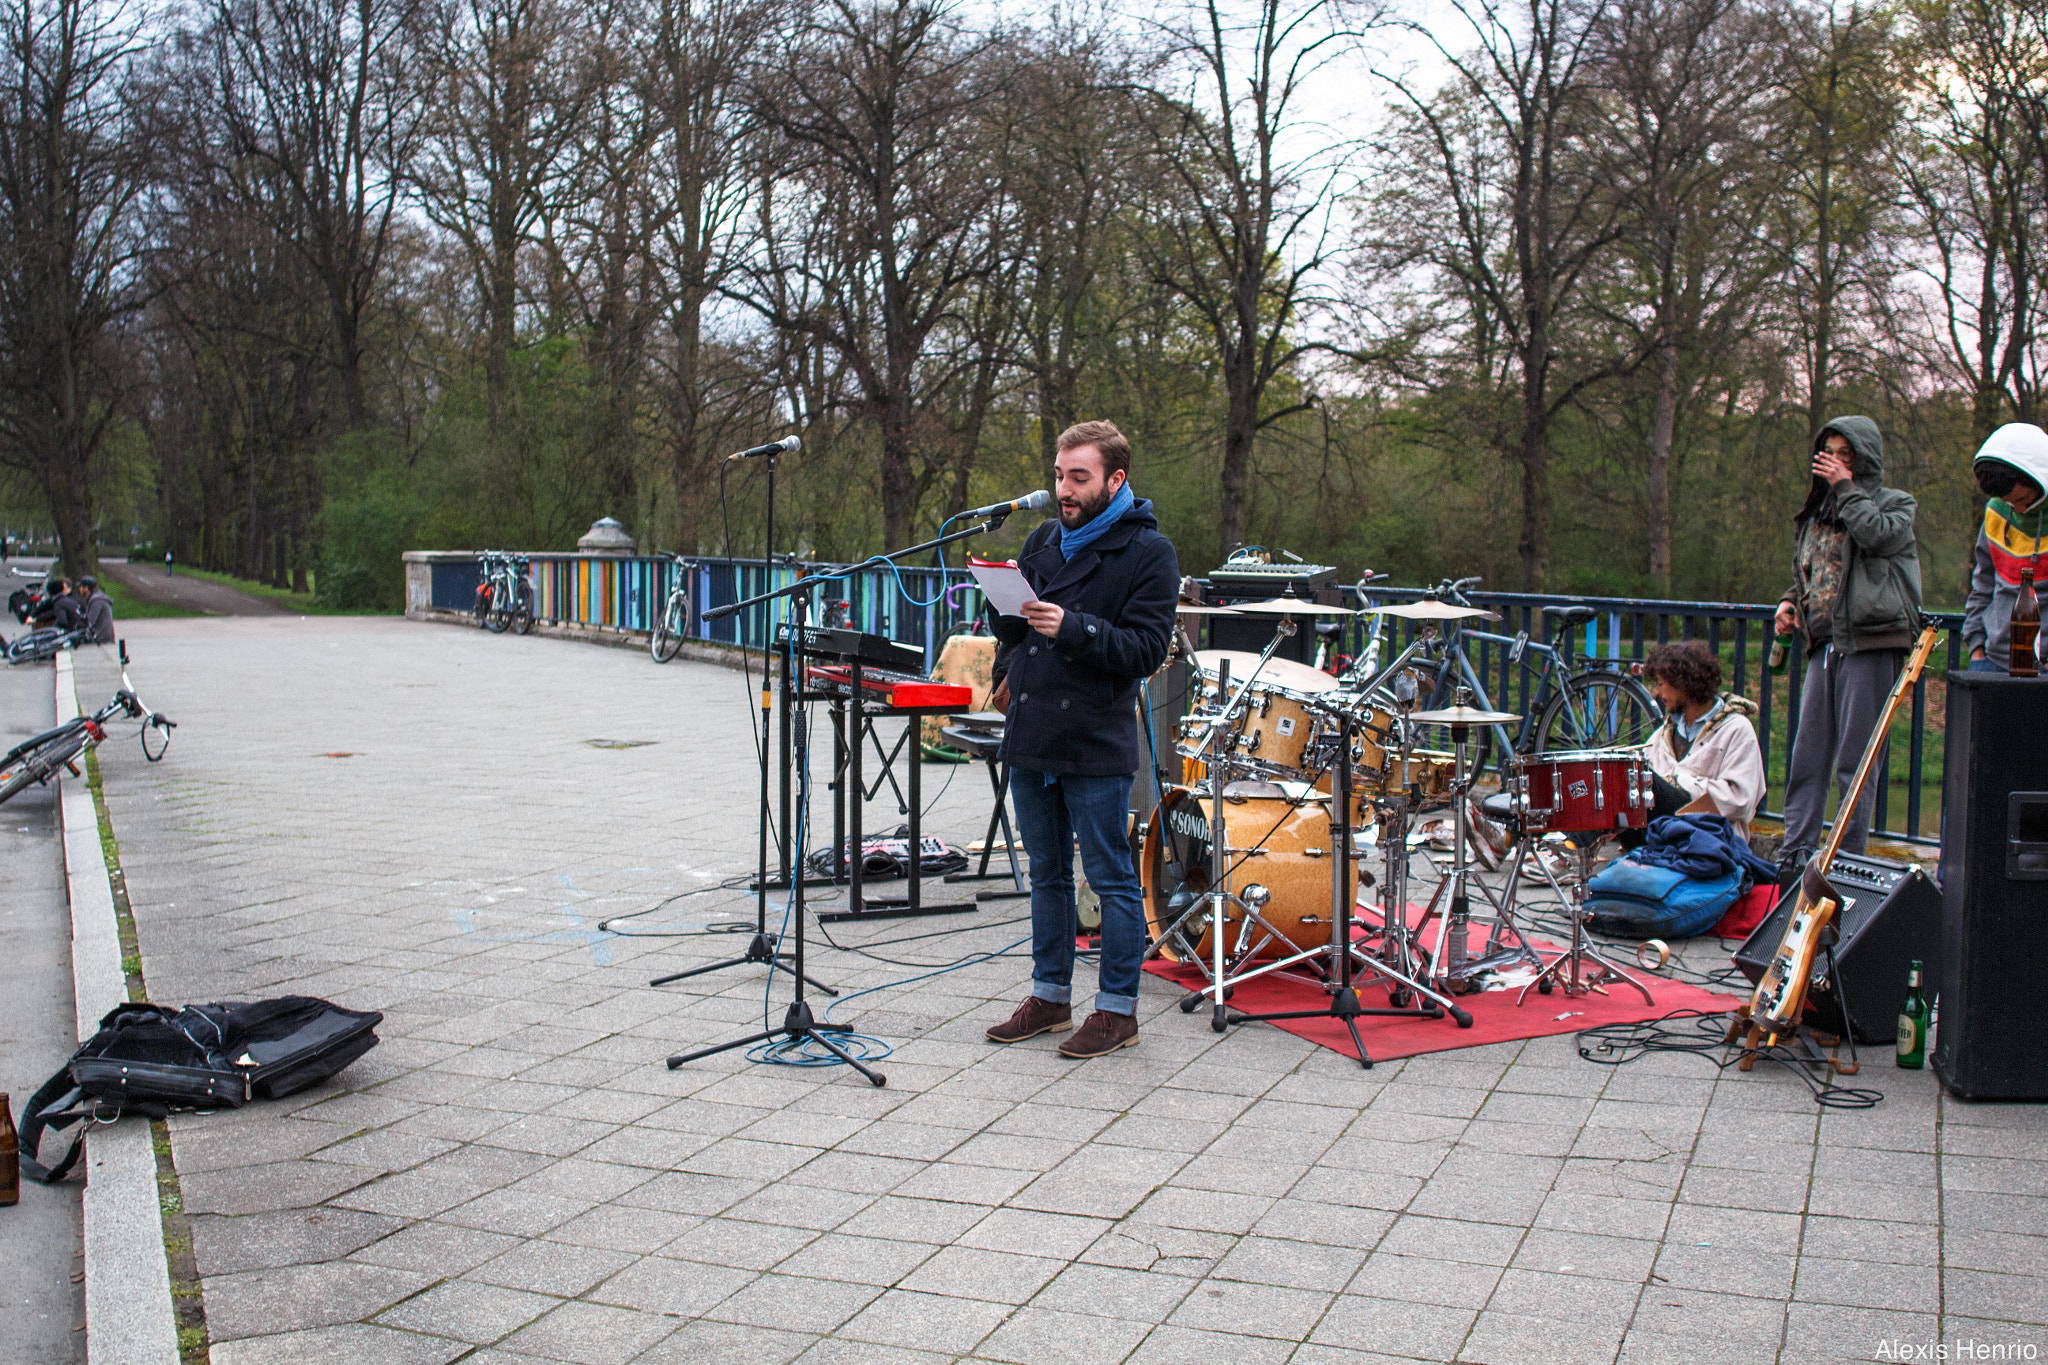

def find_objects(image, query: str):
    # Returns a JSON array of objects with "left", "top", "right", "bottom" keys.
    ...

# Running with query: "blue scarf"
[{"left": 1056, "top": 483, "right": 1134, "bottom": 559}]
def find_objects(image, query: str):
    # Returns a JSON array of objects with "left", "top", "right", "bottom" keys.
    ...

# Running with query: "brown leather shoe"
[
  {"left": 1058, "top": 1009, "right": 1138, "bottom": 1058},
  {"left": 986, "top": 996, "right": 1072, "bottom": 1043}
]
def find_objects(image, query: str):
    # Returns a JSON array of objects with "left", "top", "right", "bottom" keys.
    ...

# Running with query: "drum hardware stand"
[
  {"left": 1516, "top": 839, "right": 1655, "bottom": 1006},
  {"left": 1146, "top": 640, "right": 1304, "bottom": 1029},
  {"left": 1411, "top": 703, "right": 1489, "bottom": 993},
  {"left": 666, "top": 512, "right": 1014, "bottom": 1081},
  {"left": 1214, "top": 709, "right": 1469, "bottom": 1065}
]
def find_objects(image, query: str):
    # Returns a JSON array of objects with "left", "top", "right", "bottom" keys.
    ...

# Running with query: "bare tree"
[
  {"left": 640, "top": 0, "right": 772, "bottom": 550},
  {"left": 1898, "top": 0, "right": 2047, "bottom": 437},
  {"left": 0, "top": 0, "right": 149, "bottom": 576},
  {"left": 1594, "top": 0, "right": 1782, "bottom": 590},
  {"left": 741, "top": 0, "right": 1015, "bottom": 547},
  {"left": 1132, "top": 0, "right": 1356, "bottom": 553},
  {"left": 1768, "top": 1, "right": 1900, "bottom": 428},
  {"left": 209, "top": 0, "right": 425, "bottom": 433},
  {"left": 1366, "top": 0, "right": 1624, "bottom": 588},
  {"left": 415, "top": 0, "right": 590, "bottom": 467}
]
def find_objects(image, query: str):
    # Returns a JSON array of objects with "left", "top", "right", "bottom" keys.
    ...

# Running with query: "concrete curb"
[{"left": 55, "top": 652, "right": 180, "bottom": 1365}]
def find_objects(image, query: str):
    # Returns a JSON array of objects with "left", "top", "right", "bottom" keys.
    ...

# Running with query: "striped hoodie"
[{"left": 1964, "top": 422, "right": 2048, "bottom": 670}]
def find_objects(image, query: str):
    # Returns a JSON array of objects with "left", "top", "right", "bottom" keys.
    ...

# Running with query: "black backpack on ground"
[{"left": 18, "top": 996, "right": 383, "bottom": 1182}]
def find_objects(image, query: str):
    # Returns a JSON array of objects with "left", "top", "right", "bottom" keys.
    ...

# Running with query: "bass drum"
[{"left": 1142, "top": 785, "right": 1338, "bottom": 964}]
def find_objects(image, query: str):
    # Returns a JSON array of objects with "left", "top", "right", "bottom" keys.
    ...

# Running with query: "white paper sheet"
[{"left": 969, "top": 561, "right": 1039, "bottom": 617}]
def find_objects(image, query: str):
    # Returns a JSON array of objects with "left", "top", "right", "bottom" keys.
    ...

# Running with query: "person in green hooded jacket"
[{"left": 1772, "top": 416, "right": 1921, "bottom": 870}]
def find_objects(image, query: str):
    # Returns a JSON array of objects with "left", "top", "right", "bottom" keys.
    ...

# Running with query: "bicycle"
[
  {"left": 0, "top": 672, "right": 175, "bottom": 805},
  {"left": 6, "top": 625, "right": 84, "bottom": 665},
  {"left": 474, "top": 551, "right": 535, "bottom": 635},
  {"left": 1356, "top": 577, "right": 1660, "bottom": 777},
  {"left": 649, "top": 554, "right": 691, "bottom": 663}
]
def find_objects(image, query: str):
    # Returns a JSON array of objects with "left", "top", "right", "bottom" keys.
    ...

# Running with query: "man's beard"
[{"left": 1060, "top": 483, "right": 1118, "bottom": 529}]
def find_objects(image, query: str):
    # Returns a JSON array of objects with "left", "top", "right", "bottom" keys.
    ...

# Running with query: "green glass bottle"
[
  {"left": 1768, "top": 632, "right": 1794, "bottom": 675},
  {"left": 1896, "top": 959, "right": 1929, "bottom": 1069}
]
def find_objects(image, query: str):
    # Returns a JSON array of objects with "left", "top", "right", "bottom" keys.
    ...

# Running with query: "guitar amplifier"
[
  {"left": 1932, "top": 673, "right": 2048, "bottom": 1100},
  {"left": 1734, "top": 852, "right": 1940, "bottom": 1044}
]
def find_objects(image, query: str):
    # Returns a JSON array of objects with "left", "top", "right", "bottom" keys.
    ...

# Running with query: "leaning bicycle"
[
  {"left": 0, "top": 673, "right": 175, "bottom": 805},
  {"left": 474, "top": 551, "right": 535, "bottom": 635},
  {"left": 1355, "top": 577, "right": 1660, "bottom": 778},
  {"left": 649, "top": 555, "right": 691, "bottom": 663}
]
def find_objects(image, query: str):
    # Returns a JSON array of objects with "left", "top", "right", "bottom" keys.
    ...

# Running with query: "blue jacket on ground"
[
  {"left": 1632, "top": 813, "right": 1779, "bottom": 884},
  {"left": 991, "top": 497, "right": 1179, "bottom": 777}
]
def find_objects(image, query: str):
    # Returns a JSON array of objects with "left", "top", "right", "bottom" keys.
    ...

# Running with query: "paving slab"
[{"left": 75, "top": 616, "right": 2048, "bottom": 1364}]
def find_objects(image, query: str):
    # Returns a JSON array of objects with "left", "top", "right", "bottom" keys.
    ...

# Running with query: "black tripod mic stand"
[{"left": 663, "top": 514, "right": 1012, "bottom": 1085}]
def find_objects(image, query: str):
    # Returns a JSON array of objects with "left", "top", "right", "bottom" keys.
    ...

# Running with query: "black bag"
[{"left": 18, "top": 996, "right": 382, "bottom": 1182}]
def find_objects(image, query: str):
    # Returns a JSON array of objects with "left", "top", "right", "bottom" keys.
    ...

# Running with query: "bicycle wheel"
[
  {"left": 1533, "top": 671, "right": 1661, "bottom": 753},
  {"left": 141, "top": 714, "right": 173, "bottom": 761},
  {"left": 511, "top": 585, "right": 535, "bottom": 636},
  {"left": 651, "top": 593, "right": 686, "bottom": 663},
  {"left": 483, "top": 580, "right": 510, "bottom": 633},
  {"left": 0, "top": 733, "right": 84, "bottom": 805}
]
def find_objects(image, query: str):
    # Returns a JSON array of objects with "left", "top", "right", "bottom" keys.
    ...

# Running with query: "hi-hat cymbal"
[
  {"left": 1407, "top": 704, "right": 1521, "bottom": 725},
  {"left": 1231, "top": 597, "right": 1357, "bottom": 616},
  {"left": 1366, "top": 601, "right": 1500, "bottom": 621},
  {"left": 1174, "top": 603, "right": 1243, "bottom": 614}
]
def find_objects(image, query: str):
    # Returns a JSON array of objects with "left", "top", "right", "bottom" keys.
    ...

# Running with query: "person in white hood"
[{"left": 1964, "top": 423, "right": 2048, "bottom": 673}]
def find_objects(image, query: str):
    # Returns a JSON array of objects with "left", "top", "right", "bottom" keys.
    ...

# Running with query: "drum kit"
[{"left": 1141, "top": 595, "right": 1655, "bottom": 1065}]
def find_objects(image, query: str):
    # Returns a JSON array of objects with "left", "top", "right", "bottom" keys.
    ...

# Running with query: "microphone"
[
  {"left": 962, "top": 489, "right": 1053, "bottom": 518},
  {"left": 726, "top": 435, "right": 801, "bottom": 462}
]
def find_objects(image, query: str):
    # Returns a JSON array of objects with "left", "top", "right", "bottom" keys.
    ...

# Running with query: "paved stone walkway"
[{"left": 85, "top": 618, "right": 2048, "bottom": 1365}]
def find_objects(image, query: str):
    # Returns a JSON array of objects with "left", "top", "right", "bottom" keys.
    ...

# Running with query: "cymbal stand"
[
  {"left": 1215, "top": 709, "right": 1469, "bottom": 1064},
  {"left": 1516, "top": 841, "right": 1654, "bottom": 1005},
  {"left": 1145, "top": 623, "right": 1311, "bottom": 1030},
  {"left": 1411, "top": 713, "right": 1485, "bottom": 992}
]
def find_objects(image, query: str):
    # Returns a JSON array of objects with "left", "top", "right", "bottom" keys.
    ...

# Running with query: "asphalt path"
[
  {"left": 97, "top": 559, "right": 289, "bottom": 616},
  {"left": 0, "top": 656, "right": 86, "bottom": 1362}
]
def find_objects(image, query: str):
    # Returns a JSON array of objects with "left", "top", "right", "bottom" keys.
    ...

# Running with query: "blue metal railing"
[{"left": 424, "top": 553, "right": 1959, "bottom": 845}]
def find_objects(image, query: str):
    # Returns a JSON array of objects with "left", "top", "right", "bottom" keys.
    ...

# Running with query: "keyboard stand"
[
  {"left": 939, "top": 725, "right": 1027, "bottom": 901},
  {"left": 807, "top": 689, "right": 979, "bottom": 923}
]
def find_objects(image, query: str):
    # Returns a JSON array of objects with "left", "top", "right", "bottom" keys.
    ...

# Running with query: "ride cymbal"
[{"left": 1365, "top": 601, "right": 1500, "bottom": 621}]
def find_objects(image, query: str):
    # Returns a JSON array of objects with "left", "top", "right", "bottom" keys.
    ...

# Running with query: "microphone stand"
[
  {"left": 664, "top": 512, "right": 1013, "bottom": 1084},
  {"left": 649, "top": 440, "right": 833, "bottom": 995}
]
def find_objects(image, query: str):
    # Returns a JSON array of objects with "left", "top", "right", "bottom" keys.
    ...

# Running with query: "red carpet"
[{"left": 1143, "top": 914, "right": 1742, "bottom": 1064}]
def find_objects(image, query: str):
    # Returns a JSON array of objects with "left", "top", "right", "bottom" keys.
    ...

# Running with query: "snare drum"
[{"left": 1517, "top": 749, "right": 1651, "bottom": 833}]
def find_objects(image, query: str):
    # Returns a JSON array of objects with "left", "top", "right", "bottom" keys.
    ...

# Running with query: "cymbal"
[
  {"left": 1366, "top": 601, "right": 1500, "bottom": 621},
  {"left": 1174, "top": 603, "right": 1243, "bottom": 614},
  {"left": 1230, "top": 597, "right": 1357, "bottom": 616},
  {"left": 1406, "top": 704, "right": 1521, "bottom": 725}
]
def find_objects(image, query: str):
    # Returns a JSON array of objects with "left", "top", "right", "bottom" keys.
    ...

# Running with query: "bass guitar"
[{"left": 1732, "top": 626, "right": 1939, "bottom": 1067}]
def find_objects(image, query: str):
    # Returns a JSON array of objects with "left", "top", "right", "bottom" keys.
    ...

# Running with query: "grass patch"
[{"left": 171, "top": 565, "right": 392, "bottom": 615}]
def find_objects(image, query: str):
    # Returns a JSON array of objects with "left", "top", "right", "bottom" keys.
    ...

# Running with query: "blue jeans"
[
  {"left": 1010, "top": 770, "right": 1144, "bottom": 1015},
  {"left": 1969, "top": 656, "right": 2008, "bottom": 673}
]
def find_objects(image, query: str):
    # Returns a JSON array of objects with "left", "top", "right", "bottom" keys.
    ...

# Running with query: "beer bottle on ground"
[
  {"left": 1896, "top": 960, "right": 1929, "bottom": 1069},
  {"left": 2011, "top": 568, "right": 2039, "bottom": 678},
  {"left": 0, "top": 1092, "right": 18, "bottom": 1204}
]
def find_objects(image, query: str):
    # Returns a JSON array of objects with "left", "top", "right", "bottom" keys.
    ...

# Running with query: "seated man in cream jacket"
[{"left": 1638, "top": 640, "right": 1766, "bottom": 842}]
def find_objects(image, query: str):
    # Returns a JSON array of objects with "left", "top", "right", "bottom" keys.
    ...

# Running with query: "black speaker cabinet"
[
  {"left": 1735, "top": 852, "right": 1942, "bottom": 1043},
  {"left": 1932, "top": 672, "right": 2048, "bottom": 1101}
]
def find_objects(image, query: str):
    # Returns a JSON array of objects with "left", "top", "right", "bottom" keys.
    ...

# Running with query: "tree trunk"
[
  {"left": 1218, "top": 352, "right": 1256, "bottom": 552},
  {"left": 1647, "top": 333, "right": 1678, "bottom": 594},
  {"left": 879, "top": 399, "right": 916, "bottom": 549}
]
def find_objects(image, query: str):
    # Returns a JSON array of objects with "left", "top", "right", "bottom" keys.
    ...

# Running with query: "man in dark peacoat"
[{"left": 984, "top": 420, "right": 1179, "bottom": 1058}]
